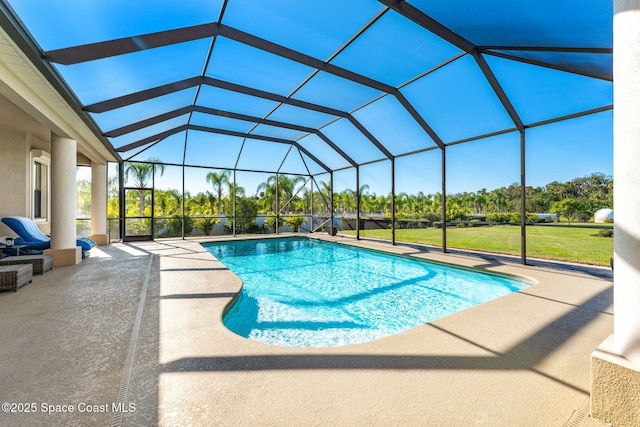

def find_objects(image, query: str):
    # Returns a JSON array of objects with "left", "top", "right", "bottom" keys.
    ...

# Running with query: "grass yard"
[{"left": 340, "top": 225, "right": 613, "bottom": 266}]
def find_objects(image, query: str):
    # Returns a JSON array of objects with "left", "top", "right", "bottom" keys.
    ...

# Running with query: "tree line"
[{"left": 82, "top": 162, "right": 612, "bottom": 235}]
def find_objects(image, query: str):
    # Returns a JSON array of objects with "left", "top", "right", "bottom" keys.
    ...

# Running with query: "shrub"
[
  {"left": 156, "top": 215, "right": 193, "bottom": 238},
  {"left": 197, "top": 217, "right": 218, "bottom": 236},
  {"left": 486, "top": 213, "right": 539, "bottom": 224},
  {"left": 224, "top": 197, "right": 259, "bottom": 233},
  {"left": 486, "top": 213, "right": 511, "bottom": 223},
  {"left": 245, "top": 221, "right": 260, "bottom": 233},
  {"left": 284, "top": 215, "right": 306, "bottom": 232},
  {"left": 598, "top": 228, "right": 614, "bottom": 238},
  {"left": 576, "top": 212, "right": 592, "bottom": 223},
  {"left": 422, "top": 212, "right": 441, "bottom": 223},
  {"left": 264, "top": 212, "right": 284, "bottom": 232},
  {"left": 447, "top": 211, "right": 468, "bottom": 221}
]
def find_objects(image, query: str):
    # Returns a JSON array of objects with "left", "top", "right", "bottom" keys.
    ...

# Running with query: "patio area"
[{"left": 0, "top": 236, "right": 613, "bottom": 426}]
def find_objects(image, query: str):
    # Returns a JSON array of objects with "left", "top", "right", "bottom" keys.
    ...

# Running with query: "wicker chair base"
[
  {"left": 0, "top": 264, "right": 33, "bottom": 292},
  {"left": 0, "top": 254, "right": 53, "bottom": 275}
]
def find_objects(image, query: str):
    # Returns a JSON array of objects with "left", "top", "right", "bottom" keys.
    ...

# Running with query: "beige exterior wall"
[
  {"left": 0, "top": 93, "right": 52, "bottom": 239},
  {"left": 0, "top": 127, "right": 28, "bottom": 219},
  {"left": 0, "top": 90, "right": 50, "bottom": 141}
]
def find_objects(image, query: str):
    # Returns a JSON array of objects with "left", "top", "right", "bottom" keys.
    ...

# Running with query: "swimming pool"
[{"left": 204, "top": 238, "right": 530, "bottom": 348}]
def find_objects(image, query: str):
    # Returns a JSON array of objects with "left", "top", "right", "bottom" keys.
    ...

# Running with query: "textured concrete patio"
[{"left": 0, "top": 235, "right": 613, "bottom": 426}]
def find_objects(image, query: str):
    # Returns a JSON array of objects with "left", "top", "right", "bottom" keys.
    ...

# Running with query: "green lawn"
[{"left": 340, "top": 225, "right": 613, "bottom": 266}]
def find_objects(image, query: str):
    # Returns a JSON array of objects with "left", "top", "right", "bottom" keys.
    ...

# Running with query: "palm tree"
[
  {"left": 125, "top": 159, "right": 165, "bottom": 215},
  {"left": 360, "top": 192, "right": 375, "bottom": 214},
  {"left": 206, "top": 170, "right": 231, "bottom": 214},
  {"left": 472, "top": 193, "right": 487, "bottom": 214},
  {"left": 204, "top": 191, "right": 216, "bottom": 215},
  {"left": 280, "top": 175, "right": 306, "bottom": 210},
  {"left": 155, "top": 189, "right": 182, "bottom": 216},
  {"left": 256, "top": 176, "right": 278, "bottom": 213},
  {"left": 314, "top": 180, "right": 332, "bottom": 214},
  {"left": 184, "top": 192, "right": 207, "bottom": 215},
  {"left": 488, "top": 189, "right": 507, "bottom": 213},
  {"left": 292, "top": 189, "right": 308, "bottom": 212},
  {"left": 395, "top": 192, "right": 410, "bottom": 217},
  {"left": 256, "top": 175, "right": 305, "bottom": 213},
  {"left": 432, "top": 192, "right": 443, "bottom": 214},
  {"left": 227, "top": 182, "right": 246, "bottom": 198},
  {"left": 414, "top": 191, "right": 431, "bottom": 215},
  {"left": 356, "top": 184, "right": 370, "bottom": 215},
  {"left": 223, "top": 182, "right": 246, "bottom": 215}
]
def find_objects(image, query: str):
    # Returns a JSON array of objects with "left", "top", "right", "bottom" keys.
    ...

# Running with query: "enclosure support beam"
[
  {"left": 356, "top": 166, "right": 361, "bottom": 240},
  {"left": 151, "top": 165, "right": 156, "bottom": 239},
  {"left": 275, "top": 172, "right": 279, "bottom": 235},
  {"left": 180, "top": 165, "right": 184, "bottom": 240},
  {"left": 97, "top": 77, "right": 386, "bottom": 164},
  {"left": 591, "top": 3, "right": 640, "bottom": 425},
  {"left": 119, "top": 161, "right": 125, "bottom": 241},
  {"left": 104, "top": 106, "right": 359, "bottom": 168},
  {"left": 310, "top": 179, "right": 314, "bottom": 233},
  {"left": 391, "top": 158, "right": 396, "bottom": 246},
  {"left": 520, "top": 130, "right": 527, "bottom": 265},
  {"left": 330, "top": 172, "right": 334, "bottom": 235},
  {"left": 233, "top": 170, "right": 237, "bottom": 237},
  {"left": 441, "top": 146, "right": 447, "bottom": 253},
  {"left": 115, "top": 123, "right": 332, "bottom": 174}
]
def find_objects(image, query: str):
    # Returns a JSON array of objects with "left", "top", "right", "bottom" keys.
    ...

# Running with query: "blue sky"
[{"left": 12, "top": 1, "right": 613, "bottom": 197}]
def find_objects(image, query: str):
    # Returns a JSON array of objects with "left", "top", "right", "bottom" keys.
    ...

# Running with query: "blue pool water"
[{"left": 204, "top": 238, "right": 530, "bottom": 348}]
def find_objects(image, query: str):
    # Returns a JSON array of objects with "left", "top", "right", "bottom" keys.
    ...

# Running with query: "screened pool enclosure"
[{"left": 3, "top": 1, "right": 613, "bottom": 264}]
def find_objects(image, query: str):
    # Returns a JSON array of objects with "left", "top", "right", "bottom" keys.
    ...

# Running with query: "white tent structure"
[{"left": 594, "top": 208, "right": 614, "bottom": 223}]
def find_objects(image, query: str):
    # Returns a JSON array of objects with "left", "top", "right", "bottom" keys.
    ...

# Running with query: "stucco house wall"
[{"left": 0, "top": 93, "right": 52, "bottom": 239}]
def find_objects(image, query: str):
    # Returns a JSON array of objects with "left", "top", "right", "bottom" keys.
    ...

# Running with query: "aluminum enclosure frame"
[{"left": 0, "top": 0, "right": 613, "bottom": 264}]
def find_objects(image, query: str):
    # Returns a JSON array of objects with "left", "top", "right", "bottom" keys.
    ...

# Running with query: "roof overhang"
[{"left": 0, "top": 7, "right": 119, "bottom": 164}]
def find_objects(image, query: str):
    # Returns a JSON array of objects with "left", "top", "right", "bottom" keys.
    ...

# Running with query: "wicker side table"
[
  {"left": 0, "top": 264, "right": 33, "bottom": 292},
  {"left": 0, "top": 254, "right": 53, "bottom": 275}
]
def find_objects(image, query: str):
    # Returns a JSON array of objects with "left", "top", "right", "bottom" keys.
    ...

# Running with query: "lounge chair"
[{"left": 1, "top": 216, "right": 96, "bottom": 258}]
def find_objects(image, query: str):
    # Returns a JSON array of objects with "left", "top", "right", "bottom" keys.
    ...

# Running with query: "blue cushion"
[
  {"left": 14, "top": 238, "right": 50, "bottom": 250},
  {"left": 3, "top": 216, "right": 51, "bottom": 250},
  {"left": 3, "top": 217, "right": 97, "bottom": 255},
  {"left": 76, "top": 237, "right": 96, "bottom": 251}
]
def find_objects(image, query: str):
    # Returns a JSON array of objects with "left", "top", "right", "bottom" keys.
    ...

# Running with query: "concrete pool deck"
[{"left": 0, "top": 235, "right": 613, "bottom": 426}]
